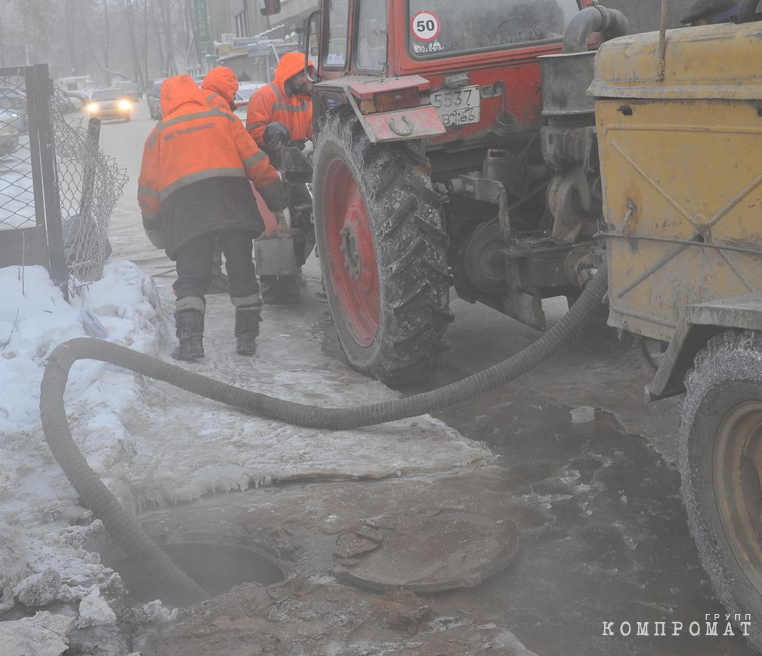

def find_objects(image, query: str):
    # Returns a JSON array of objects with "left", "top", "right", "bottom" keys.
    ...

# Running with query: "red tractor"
[{"left": 263, "top": 0, "right": 629, "bottom": 384}]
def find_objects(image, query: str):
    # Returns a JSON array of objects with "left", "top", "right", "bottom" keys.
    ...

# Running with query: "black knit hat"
[{"left": 681, "top": 0, "right": 738, "bottom": 23}]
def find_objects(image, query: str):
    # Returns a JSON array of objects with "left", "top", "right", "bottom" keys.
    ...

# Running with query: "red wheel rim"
[{"left": 323, "top": 156, "right": 380, "bottom": 347}]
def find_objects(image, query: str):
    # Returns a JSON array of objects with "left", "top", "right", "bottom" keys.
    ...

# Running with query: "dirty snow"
[
  {"left": 76, "top": 586, "right": 117, "bottom": 628},
  {"left": 0, "top": 611, "right": 74, "bottom": 656},
  {"left": 0, "top": 258, "right": 489, "bottom": 645}
]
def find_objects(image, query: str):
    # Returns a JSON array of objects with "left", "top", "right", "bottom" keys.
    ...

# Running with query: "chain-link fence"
[
  {"left": 0, "top": 73, "right": 34, "bottom": 232},
  {"left": 0, "top": 64, "right": 127, "bottom": 295},
  {"left": 52, "top": 91, "right": 127, "bottom": 289}
]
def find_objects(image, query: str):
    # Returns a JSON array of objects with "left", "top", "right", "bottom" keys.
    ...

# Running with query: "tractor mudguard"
[
  {"left": 362, "top": 107, "right": 446, "bottom": 143},
  {"left": 649, "top": 293, "right": 762, "bottom": 399},
  {"left": 314, "top": 75, "right": 447, "bottom": 144}
]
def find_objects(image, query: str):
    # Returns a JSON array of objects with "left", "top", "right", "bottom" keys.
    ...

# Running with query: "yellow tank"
[{"left": 591, "top": 22, "right": 762, "bottom": 342}]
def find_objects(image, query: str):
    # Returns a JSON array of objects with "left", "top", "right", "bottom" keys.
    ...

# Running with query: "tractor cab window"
[
  {"left": 407, "top": 0, "right": 579, "bottom": 59},
  {"left": 355, "top": 0, "right": 387, "bottom": 72},
  {"left": 325, "top": 0, "right": 351, "bottom": 68}
]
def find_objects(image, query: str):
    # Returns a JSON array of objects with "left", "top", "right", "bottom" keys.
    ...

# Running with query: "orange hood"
[
  {"left": 201, "top": 67, "right": 239, "bottom": 105},
  {"left": 160, "top": 75, "right": 207, "bottom": 117},
  {"left": 274, "top": 52, "right": 314, "bottom": 87}
]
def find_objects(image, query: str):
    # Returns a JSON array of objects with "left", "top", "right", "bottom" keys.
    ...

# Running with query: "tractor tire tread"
[
  {"left": 379, "top": 196, "right": 418, "bottom": 240},
  {"left": 314, "top": 109, "right": 451, "bottom": 384},
  {"left": 678, "top": 329, "right": 762, "bottom": 652}
]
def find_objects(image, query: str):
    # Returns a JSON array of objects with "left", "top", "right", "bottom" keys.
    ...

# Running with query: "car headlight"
[
  {"left": 118, "top": 100, "right": 131, "bottom": 111},
  {"left": 86, "top": 102, "right": 99, "bottom": 113}
]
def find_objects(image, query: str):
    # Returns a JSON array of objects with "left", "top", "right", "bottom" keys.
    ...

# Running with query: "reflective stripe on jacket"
[{"left": 204, "top": 91, "right": 231, "bottom": 113}]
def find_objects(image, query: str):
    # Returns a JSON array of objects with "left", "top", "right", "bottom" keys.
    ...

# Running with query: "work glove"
[
  {"left": 301, "top": 140, "right": 314, "bottom": 156},
  {"left": 273, "top": 207, "right": 291, "bottom": 232},
  {"left": 146, "top": 229, "right": 165, "bottom": 250}
]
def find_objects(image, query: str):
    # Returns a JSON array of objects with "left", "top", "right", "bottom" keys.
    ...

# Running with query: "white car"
[
  {"left": 86, "top": 88, "right": 132, "bottom": 122},
  {"left": 234, "top": 82, "right": 266, "bottom": 121}
]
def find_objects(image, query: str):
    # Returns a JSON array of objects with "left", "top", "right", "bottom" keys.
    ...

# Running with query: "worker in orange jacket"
[
  {"left": 201, "top": 66, "right": 239, "bottom": 115},
  {"left": 200, "top": 66, "right": 242, "bottom": 294},
  {"left": 138, "top": 75, "right": 290, "bottom": 360},
  {"left": 246, "top": 51, "right": 313, "bottom": 148},
  {"left": 246, "top": 52, "right": 315, "bottom": 305}
]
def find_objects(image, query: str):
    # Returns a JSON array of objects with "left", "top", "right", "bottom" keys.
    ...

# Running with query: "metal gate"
[
  {"left": 0, "top": 64, "right": 127, "bottom": 297},
  {"left": 0, "top": 65, "right": 67, "bottom": 292}
]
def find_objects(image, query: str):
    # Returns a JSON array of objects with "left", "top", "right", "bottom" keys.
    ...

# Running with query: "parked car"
[
  {"left": 66, "top": 89, "right": 91, "bottom": 106},
  {"left": 0, "top": 117, "right": 20, "bottom": 158},
  {"left": 116, "top": 81, "right": 143, "bottom": 102},
  {"left": 56, "top": 90, "right": 84, "bottom": 113},
  {"left": 234, "top": 81, "right": 265, "bottom": 121},
  {"left": 0, "top": 87, "right": 26, "bottom": 108},
  {"left": 86, "top": 88, "right": 132, "bottom": 122},
  {"left": 234, "top": 81, "right": 265, "bottom": 108},
  {"left": 0, "top": 99, "right": 27, "bottom": 132},
  {"left": 146, "top": 78, "right": 166, "bottom": 121}
]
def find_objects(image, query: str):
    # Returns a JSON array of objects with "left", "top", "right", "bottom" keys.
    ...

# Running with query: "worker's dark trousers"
[{"left": 173, "top": 230, "right": 260, "bottom": 303}]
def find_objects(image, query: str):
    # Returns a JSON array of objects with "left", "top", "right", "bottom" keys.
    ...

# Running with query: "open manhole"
[{"left": 102, "top": 539, "right": 286, "bottom": 607}]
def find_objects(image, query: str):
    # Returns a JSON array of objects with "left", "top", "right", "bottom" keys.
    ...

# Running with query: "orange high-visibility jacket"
[
  {"left": 246, "top": 52, "right": 313, "bottom": 148},
  {"left": 200, "top": 66, "right": 238, "bottom": 114},
  {"left": 138, "top": 75, "right": 287, "bottom": 257}
]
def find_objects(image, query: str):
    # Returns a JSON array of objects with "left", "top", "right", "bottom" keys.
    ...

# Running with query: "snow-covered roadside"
[
  {"left": 0, "top": 261, "right": 169, "bottom": 654},
  {"left": 0, "top": 259, "right": 490, "bottom": 654}
]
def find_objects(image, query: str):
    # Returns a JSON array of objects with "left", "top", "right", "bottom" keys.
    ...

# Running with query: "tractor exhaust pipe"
[
  {"left": 562, "top": 5, "right": 629, "bottom": 54},
  {"left": 738, "top": 0, "right": 762, "bottom": 23}
]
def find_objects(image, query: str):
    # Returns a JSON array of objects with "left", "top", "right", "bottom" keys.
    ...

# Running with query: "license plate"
[{"left": 430, "top": 85, "right": 480, "bottom": 127}]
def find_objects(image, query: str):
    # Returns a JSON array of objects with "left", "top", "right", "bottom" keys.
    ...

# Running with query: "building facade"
[{"left": 208, "top": 0, "right": 270, "bottom": 42}]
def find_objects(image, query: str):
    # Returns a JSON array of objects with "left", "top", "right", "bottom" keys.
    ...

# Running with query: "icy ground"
[{"left": 0, "top": 260, "right": 489, "bottom": 654}]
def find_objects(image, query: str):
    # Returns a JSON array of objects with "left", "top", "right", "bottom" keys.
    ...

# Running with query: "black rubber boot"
[
  {"left": 261, "top": 274, "right": 300, "bottom": 306},
  {"left": 171, "top": 310, "right": 204, "bottom": 361},
  {"left": 235, "top": 305, "right": 262, "bottom": 356}
]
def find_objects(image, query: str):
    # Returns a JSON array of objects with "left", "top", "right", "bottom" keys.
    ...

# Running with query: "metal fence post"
[
  {"left": 78, "top": 117, "right": 101, "bottom": 230},
  {"left": 25, "top": 66, "right": 47, "bottom": 232},
  {"left": 33, "top": 64, "right": 68, "bottom": 300}
]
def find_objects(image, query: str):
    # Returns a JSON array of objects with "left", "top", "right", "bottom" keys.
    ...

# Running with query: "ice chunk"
[
  {"left": 76, "top": 586, "right": 117, "bottom": 628},
  {"left": 0, "top": 611, "right": 74, "bottom": 656}
]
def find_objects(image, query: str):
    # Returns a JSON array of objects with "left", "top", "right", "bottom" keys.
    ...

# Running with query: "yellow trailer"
[{"left": 591, "top": 7, "right": 762, "bottom": 648}]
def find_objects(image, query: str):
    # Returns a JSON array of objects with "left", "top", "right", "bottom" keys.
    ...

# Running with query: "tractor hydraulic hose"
[
  {"left": 562, "top": 5, "right": 630, "bottom": 54},
  {"left": 40, "top": 266, "right": 607, "bottom": 601}
]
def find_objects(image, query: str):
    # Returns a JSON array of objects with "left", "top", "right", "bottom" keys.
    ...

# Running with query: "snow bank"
[
  {"left": 0, "top": 259, "right": 490, "bottom": 640},
  {"left": 0, "top": 612, "right": 74, "bottom": 656},
  {"left": 0, "top": 261, "right": 164, "bottom": 631}
]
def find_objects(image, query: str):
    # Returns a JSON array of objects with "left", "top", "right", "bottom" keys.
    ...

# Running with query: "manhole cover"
[{"left": 332, "top": 510, "right": 518, "bottom": 593}]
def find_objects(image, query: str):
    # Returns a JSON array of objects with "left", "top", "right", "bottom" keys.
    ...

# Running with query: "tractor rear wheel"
[
  {"left": 313, "top": 108, "right": 452, "bottom": 384},
  {"left": 678, "top": 330, "right": 762, "bottom": 650}
]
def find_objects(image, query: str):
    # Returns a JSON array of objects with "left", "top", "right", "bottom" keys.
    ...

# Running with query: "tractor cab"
[
  {"left": 259, "top": 0, "right": 594, "bottom": 146},
  {"left": 311, "top": 0, "right": 587, "bottom": 146}
]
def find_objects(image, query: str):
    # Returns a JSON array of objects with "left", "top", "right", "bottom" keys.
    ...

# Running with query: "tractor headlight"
[
  {"left": 118, "top": 99, "right": 131, "bottom": 111},
  {"left": 86, "top": 102, "right": 99, "bottom": 113}
]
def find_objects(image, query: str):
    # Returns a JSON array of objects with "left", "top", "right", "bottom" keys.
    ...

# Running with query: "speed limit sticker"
[{"left": 411, "top": 11, "right": 440, "bottom": 42}]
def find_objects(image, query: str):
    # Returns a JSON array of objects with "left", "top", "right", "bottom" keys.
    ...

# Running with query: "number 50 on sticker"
[{"left": 411, "top": 11, "right": 440, "bottom": 42}]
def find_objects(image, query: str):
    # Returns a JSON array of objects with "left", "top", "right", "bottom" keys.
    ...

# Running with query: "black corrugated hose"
[{"left": 40, "top": 265, "right": 608, "bottom": 605}]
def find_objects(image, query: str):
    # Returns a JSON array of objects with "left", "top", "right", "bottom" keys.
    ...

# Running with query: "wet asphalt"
[{"left": 320, "top": 292, "right": 757, "bottom": 656}]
